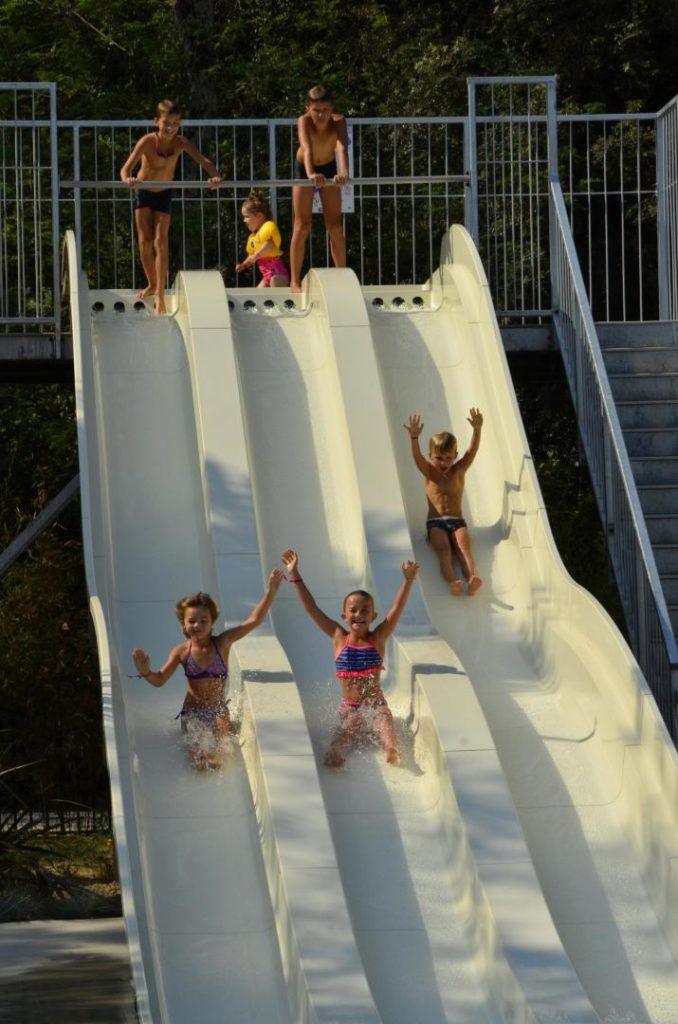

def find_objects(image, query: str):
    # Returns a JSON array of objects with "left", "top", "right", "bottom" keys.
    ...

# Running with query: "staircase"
[{"left": 598, "top": 323, "right": 678, "bottom": 639}]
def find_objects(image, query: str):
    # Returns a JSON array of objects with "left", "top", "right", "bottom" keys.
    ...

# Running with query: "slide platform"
[{"left": 65, "top": 226, "right": 678, "bottom": 1024}]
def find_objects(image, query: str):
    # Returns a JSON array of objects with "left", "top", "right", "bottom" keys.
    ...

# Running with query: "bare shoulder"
[{"left": 170, "top": 639, "right": 189, "bottom": 663}]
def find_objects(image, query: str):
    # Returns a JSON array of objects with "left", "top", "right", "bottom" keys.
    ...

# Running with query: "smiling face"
[
  {"left": 341, "top": 592, "right": 377, "bottom": 637},
  {"left": 429, "top": 446, "right": 457, "bottom": 474},
  {"left": 156, "top": 112, "right": 181, "bottom": 138},
  {"left": 182, "top": 606, "right": 215, "bottom": 642}
]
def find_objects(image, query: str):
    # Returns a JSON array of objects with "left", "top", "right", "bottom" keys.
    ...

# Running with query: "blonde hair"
[
  {"left": 241, "top": 188, "right": 272, "bottom": 219},
  {"left": 156, "top": 98, "right": 181, "bottom": 118},
  {"left": 306, "top": 85, "right": 333, "bottom": 106},
  {"left": 429, "top": 430, "right": 457, "bottom": 454},
  {"left": 176, "top": 592, "right": 219, "bottom": 636}
]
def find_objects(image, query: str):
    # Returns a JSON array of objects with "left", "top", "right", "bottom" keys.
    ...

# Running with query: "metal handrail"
[
  {"left": 62, "top": 174, "right": 470, "bottom": 189},
  {"left": 549, "top": 179, "right": 678, "bottom": 733}
]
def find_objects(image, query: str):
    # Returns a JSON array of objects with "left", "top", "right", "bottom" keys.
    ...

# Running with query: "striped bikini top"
[
  {"left": 335, "top": 638, "right": 384, "bottom": 678},
  {"left": 183, "top": 639, "right": 228, "bottom": 681}
]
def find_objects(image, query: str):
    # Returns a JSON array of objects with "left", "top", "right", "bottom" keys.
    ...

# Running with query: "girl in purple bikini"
[
  {"left": 132, "top": 573, "right": 283, "bottom": 769},
  {"left": 281, "top": 549, "right": 419, "bottom": 769}
]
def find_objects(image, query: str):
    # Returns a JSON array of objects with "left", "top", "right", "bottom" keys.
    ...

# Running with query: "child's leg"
[
  {"left": 134, "top": 207, "right": 157, "bottom": 298},
  {"left": 208, "top": 712, "right": 232, "bottom": 767},
  {"left": 320, "top": 186, "right": 346, "bottom": 268},
  {"left": 152, "top": 212, "right": 171, "bottom": 314},
  {"left": 270, "top": 273, "right": 290, "bottom": 287},
  {"left": 428, "top": 526, "right": 463, "bottom": 595},
  {"left": 325, "top": 709, "right": 362, "bottom": 768},
  {"left": 373, "top": 706, "right": 399, "bottom": 764},
  {"left": 452, "top": 526, "right": 482, "bottom": 594},
  {"left": 289, "top": 185, "right": 314, "bottom": 292}
]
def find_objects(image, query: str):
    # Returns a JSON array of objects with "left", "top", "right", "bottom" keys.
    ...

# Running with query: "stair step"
[
  {"left": 608, "top": 372, "right": 678, "bottom": 401},
  {"left": 662, "top": 576, "right": 678, "bottom": 604},
  {"left": 637, "top": 484, "right": 678, "bottom": 515},
  {"left": 645, "top": 514, "right": 678, "bottom": 545},
  {"left": 605, "top": 350, "right": 678, "bottom": 374},
  {"left": 616, "top": 401, "right": 678, "bottom": 429},
  {"left": 630, "top": 455, "right": 678, "bottom": 485},
  {"left": 623, "top": 428, "right": 678, "bottom": 457},
  {"left": 654, "top": 545, "right": 678, "bottom": 574}
]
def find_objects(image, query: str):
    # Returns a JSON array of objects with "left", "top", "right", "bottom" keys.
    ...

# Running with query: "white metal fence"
[{"left": 1, "top": 80, "right": 674, "bottom": 351}]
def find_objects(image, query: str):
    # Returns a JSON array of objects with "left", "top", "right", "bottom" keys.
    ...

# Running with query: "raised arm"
[
  {"left": 457, "top": 407, "right": 483, "bottom": 470},
  {"left": 403, "top": 414, "right": 431, "bottom": 477},
  {"left": 132, "top": 643, "right": 183, "bottom": 687},
  {"left": 281, "top": 549, "right": 341, "bottom": 637},
  {"left": 374, "top": 561, "right": 420, "bottom": 642},
  {"left": 219, "top": 568, "right": 284, "bottom": 646}
]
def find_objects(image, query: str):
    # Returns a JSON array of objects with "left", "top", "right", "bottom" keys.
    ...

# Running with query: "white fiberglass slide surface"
[
  {"left": 368, "top": 225, "right": 678, "bottom": 1024},
  {"left": 70, "top": 272, "right": 295, "bottom": 1021},
  {"left": 229, "top": 280, "right": 555, "bottom": 1024}
]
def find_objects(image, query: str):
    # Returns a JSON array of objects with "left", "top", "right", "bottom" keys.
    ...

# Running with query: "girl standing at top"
[
  {"left": 132, "top": 572, "right": 283, "bottom": 769},
  {"left": 289, "top": 85, "right": 349, "bottom": 292},
  {"left": 235, "top": 189, "right": 290, "bottom": 287}
]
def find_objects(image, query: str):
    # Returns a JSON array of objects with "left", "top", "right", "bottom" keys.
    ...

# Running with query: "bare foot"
[
  {"left": 290, "top": 283, "right": 302, "bottom": 294},
  {"left": 450, "top": 579, "right": 463, "bottom": 596},
  {"left": 468, "top": 576, "right": 483, "bottom": 596},
  {"left": 137, "top": 284, "right": 155, "bottom": 299},
  {"left": 155, "top": 297, "right": 167, "bottom": 315},
  {"left": 324, "top": 749, "right": 346, "bottom": 769},
  {"left": 385, "top": 748, "right": 400, "bottom": 765}
]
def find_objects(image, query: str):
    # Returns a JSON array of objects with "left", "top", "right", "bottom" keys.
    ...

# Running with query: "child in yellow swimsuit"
[{"left": 235, "top": 189, "right": 289, "bottom": 287}]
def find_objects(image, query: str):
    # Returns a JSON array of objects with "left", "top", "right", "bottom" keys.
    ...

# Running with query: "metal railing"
[
  {"left": 657, "top": 94, "right": 678, "bottom": 319},
  {"left": 0, "top": 83, "right": 60, "bottom": 344},
  {"left": 550, "top": 178, "right": 678, "bottom": 736}
]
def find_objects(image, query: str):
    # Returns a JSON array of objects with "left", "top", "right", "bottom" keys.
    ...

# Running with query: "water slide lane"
[
  {"left": 368, "top": 224, "right": 678, "bottom": 1024},
  {"left": 228, "top": 277, "right": 586, "bottom": 1023}
]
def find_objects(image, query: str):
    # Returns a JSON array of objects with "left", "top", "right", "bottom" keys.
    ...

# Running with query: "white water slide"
[{"left": 66, "top": 226, "right": 678, "bottom": 1024}]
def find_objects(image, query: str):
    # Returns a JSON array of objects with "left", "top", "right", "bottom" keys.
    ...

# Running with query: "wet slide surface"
[{"left": 70, "top": 228, "right": 678, "bottom": 1024}]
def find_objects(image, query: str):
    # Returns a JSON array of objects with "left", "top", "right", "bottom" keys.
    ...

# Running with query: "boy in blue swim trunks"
[
  {"left": 120, "top": 99, "right": 221, "bottom": 314},
  {"left": 289, "top": 85, "right": 349, "bottom": 292},
  {"left": 281, "top": 549, "right": 419, "bottom": 768},
  {"left": 405, "top": 409, "right": 484, "bottom": 596}
]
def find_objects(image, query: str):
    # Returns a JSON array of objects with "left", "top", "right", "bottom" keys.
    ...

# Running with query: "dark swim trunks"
[
  {"left": 426, "top": 516, "right": 467, "bottom": 540},
  {"left": 294, "top": 158, "right": 338, "bottom": 181},
  {"left": 134, "top": 188, "right": 173, "bottom": 215}
]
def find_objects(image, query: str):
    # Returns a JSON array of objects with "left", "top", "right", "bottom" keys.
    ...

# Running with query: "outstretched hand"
[
  {"left": 132, "top": 647, "right": 150, "bottom": 675},
  {"left": 468, "top": 407, "right": 483, "bottom": 430},
  {"left": 402, "top": 560, "right": 420, "bottom": 580},
  {"left": 404, "top": 414, "right": 424, "bottom": 439},
  {"left": 268, "top": 568, "right": 285, "bottom": 590},
  {"left": 281, "top": 548, "right": 300, "bottom": 578}
]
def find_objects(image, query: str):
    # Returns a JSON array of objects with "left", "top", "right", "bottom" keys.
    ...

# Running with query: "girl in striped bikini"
[{"left": 281, "top": 549, "right": 419, "bottom": 769}]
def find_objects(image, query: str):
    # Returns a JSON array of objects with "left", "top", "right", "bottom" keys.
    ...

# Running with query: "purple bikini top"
[{"left": 183, "top": 639, "right": 228, "bottom": 680}]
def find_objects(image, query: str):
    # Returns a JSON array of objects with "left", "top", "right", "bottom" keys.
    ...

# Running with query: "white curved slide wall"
[{"left": 67, "top": 225, "right": 678, "bottom": 1024}]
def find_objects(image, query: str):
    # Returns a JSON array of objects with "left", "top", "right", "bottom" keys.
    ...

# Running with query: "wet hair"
[
  {"left": 176, "top": 592, "right": 219, "bottom": 636},
  {"left": 241, "top": 188, "right": 272, "bottom": 219},
  {"left": 429, "top": 430, "right": 457, "bottom": 455},
  {"left": 342, "top": 588, "right": 374, "bottom": 611},
  {"left": 306, "top": 85, "right": 333, "bottom": 106},
  {"left": 156, "top": 99, "right": 181, "bottom": 118}
]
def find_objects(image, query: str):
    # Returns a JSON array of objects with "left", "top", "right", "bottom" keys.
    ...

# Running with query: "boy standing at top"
[
  {"left": 405, "top": 409, "right": 483, "bottom": 596},
  {"left": 120, "top": 99, "right": 221, "bottom": 314}
]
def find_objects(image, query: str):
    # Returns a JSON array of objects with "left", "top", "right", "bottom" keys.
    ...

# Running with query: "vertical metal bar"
[
  {"left": 465, "top": 79, "right": 479, "bottom": 244},
  {"left": 657, "top": 106, "right": 668, "bottom": 319}
]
